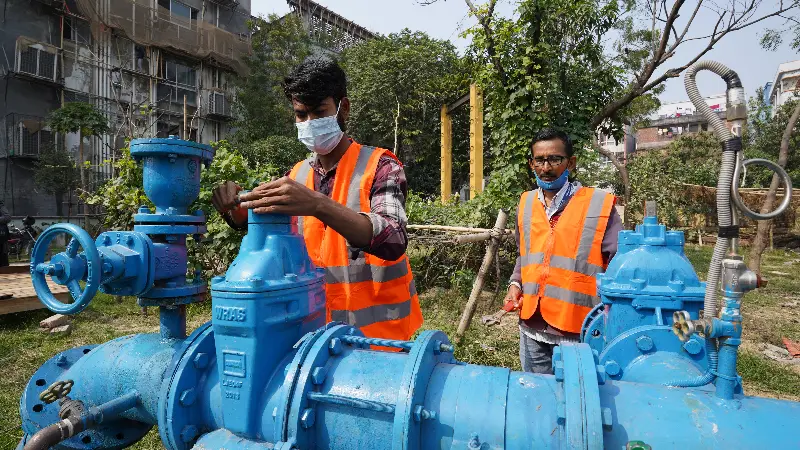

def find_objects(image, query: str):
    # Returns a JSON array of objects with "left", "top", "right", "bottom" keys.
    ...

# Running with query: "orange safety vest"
[
  {"left": 288, "top": 141, "right": 423, "bottom": 342},
  {"left": 518, "top": 187, "right": 616, "bottom": 334}
]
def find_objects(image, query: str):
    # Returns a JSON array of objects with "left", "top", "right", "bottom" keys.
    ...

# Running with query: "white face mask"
[{"left": 295, "top": 103, "right": 344, "bottom": 155}]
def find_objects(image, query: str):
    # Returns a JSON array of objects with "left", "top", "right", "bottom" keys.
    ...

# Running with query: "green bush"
[
  {"left": 407, "top": 192, "right": 518, "bottom": 296},
  {"left": 238, "top": 135, "right": 309, "bottom": 175}
]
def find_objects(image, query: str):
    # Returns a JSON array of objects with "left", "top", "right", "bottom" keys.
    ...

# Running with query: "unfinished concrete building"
[
  {"left": 0, "top": 0, "right": 251, "bottom": 216},
  {"left": 287, "top": 0, "right": 376, "bottom": 53}
]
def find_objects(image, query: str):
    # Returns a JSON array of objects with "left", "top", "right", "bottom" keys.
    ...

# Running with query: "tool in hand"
[{"left": 481, "top": 299, "right": 517, "bottom": 327}]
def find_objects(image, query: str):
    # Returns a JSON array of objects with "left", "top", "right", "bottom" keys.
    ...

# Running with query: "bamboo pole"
[
  {"left": 408, "top": 224, "right": 512, "bottom": 234},
  {"left": 183, "top": 95, "right": 188, "bottom": 140},
  {"left": 455, "top": 209, "right": 508, "bottom": 343},
  {"left": 441, "top": 104, "right": 452, "bottom": 203},
  {"left": 454, "top": 232, "right": 493, "bottom": 244}
]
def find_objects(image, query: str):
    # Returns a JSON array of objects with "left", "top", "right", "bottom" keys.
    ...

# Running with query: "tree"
[
  {"left": 340, "top": 30, "right": 471, "bottom": 195},
  {"left": 47, "top": 102, "right": 110, "bottom": 195},
  {"left": 33, "top": 147, "right": 79, "bottom": 216},
  {"left": 747, "top": 97, "right": 800, "bottom": 272},
  {"left": 234, "top": 14, "right": 312, "bottom": 144},
  {"left": 426, "top": 0, "right": 799, "bottom": 221},
  {"left": 626, "top": 132, "right": 721, "bottom": 226},
  {"left": 238, "top": 135, "right": 309, "bottom": 175},
  {"left": 458, "top": 0, "right": 630, "bottom": 214}
]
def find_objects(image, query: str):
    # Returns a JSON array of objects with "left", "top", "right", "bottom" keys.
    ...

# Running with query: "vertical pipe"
[
  {"left": 469, "top": 84, "right": 483, "bottom": 200},
  {"left": 159, "top": 305, "right": 186, "bottom": 339},
  {"left": 715, "top": 341, "right": 738, "bottom": 400},
  {"left": 183, "top": 94, "right": 187, "bottom": 140},
  {"left": 440, "top": 104, "right": 452, "bottom": 203}
]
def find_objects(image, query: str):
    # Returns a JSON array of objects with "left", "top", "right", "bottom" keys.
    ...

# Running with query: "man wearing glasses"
[{"left": 504, "top": 128, "right": 622, "bottom": 373}]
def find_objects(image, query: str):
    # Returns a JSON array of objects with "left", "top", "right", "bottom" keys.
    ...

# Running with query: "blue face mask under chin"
[{"left": 535, "top": 169, "right": 570, "bottom": 192}]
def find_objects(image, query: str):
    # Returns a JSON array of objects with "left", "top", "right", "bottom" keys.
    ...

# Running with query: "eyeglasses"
[{"left": 531, "top": 155, "right": 566, "bottom": 168}]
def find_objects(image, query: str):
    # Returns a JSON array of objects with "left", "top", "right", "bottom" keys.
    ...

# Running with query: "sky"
[{"left": 251, "top": 0, "right": 798, "bottom": 104}]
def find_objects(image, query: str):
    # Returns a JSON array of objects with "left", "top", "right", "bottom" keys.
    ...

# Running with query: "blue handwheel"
[{"left": 30, "top": 224, "right": 102, "bottom": 315}]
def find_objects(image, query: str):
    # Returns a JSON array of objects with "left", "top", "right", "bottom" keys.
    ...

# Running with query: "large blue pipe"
[{"left": 17, "top": 137, "right": 800, "bottom": 449}]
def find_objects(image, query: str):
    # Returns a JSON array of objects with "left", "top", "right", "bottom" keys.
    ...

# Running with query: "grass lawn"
[{"left": 1, "top": 245, "right": 800, "bottom": 448}]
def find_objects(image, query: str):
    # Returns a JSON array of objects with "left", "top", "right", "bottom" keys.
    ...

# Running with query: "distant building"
[
  {"left": 634, "top": 94, "right": 731, "bottom": 151},
  {"left": 768, "top": 60, "right": 800, "bottom": 114},
  {"left": 597, "top": 125, "right": 636, "bottom": 163},
  {"left": 0, "top": 0, "right": 252, "bottom": 217}
]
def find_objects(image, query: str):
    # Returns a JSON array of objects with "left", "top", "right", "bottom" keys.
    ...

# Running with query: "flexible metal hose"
[{"left": 667, "top": 61, "right": 742, "bottom": 387}]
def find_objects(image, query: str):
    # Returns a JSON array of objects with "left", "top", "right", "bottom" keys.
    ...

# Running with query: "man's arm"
[
  {"left": 602, "top": 207, "right": 623, "bottom": 263},
  {"left": 237, "top": 177, "right": 374, "bottom": 249},
  {"left": 354, "top": 156, "right": 409, "bottom": 261}
]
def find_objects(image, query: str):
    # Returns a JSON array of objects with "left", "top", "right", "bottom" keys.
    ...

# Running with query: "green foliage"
[
  {"left": 743, "top": 96, "right": 800, "bottom": 188},
  {"left": 235, "top": 14, "right": 312, "bottom": 144},
  {"left": 33, "top": 147, "right": 79, "bottom": 196},
  {"left": 237, "top": 135, "right": 309, "bottom": 175},
  {"left": 341, "top": 30, "right": 471, "bottom": 196},
  {"left": 466, "top": 0, "right": 628, "bottom": 210},
  {"left": 406, "top": 193, "right": 517, "bottom": 293},
  {"left": 47, "top": 102, "right": 110, "bottom": 137},
  {"left": 83, "top": 147, "right": 149, "bottom": 230},
  {"left": 626, "top": 132, "right": 721, "bottom": 225},
  {"left": 760, "top": 27, "right": 800, "bottom": 52},
  {"left": 189, "top": 141, "right": 279, "bottom": 275},
  {"left": 575, "top": 149, "right": 622, "bottom": 192}
]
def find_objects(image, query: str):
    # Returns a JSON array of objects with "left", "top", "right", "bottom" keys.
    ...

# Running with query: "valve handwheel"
[{"left": 30, "top": 224, "right": 102, "bottom": 315}]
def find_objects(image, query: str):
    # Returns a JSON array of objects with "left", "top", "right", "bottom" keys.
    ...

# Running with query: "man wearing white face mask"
[{"left": 212, "top": 55, "right": 423, "bottom": 346}]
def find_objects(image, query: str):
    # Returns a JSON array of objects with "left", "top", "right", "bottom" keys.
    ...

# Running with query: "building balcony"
[{"left": 3, "top": 114, "right": 60, "bottom": 159}]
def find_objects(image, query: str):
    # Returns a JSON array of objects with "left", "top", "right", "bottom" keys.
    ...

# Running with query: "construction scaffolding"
[
  {"left": 287, "top": 0, "right": 376, "bottom": 53},
  {"left": 75, "top": 0, "right": 251, "bottom": 74}
]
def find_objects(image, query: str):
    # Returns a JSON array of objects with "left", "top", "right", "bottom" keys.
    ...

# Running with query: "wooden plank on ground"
[{"left": 0, "top": 271, "right": 69, "bottom": 315}]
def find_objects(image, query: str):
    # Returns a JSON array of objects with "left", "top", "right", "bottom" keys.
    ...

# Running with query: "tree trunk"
[
  {"left": 748, "top": 100, "right": 800, "bottom": 273},
  {"left": 78, "top": 132, "right": 86, "bottom": 194},
  {"left": 591, "top": 138, "right": 631, "bottom": 228},
  {"left": 78, "top": 132, "right": 87, "bottom": 228},
  {"left": 54, "top": 192, "right": 63, "bottom": 217},
  {"left": 455, "top": 209, "right": 509, "bottom": 343}
]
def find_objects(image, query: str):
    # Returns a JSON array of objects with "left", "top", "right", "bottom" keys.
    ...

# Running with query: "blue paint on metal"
[
  {"left": 587, "top": 214, "right": 713, "bottom": 386},
  {"left": 20, "top": 139, "right": 800, "bottom": 449}
]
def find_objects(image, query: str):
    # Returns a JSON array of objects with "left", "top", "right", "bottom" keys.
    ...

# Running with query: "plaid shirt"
[{"left": 294, "top": 152, "right": 409, "bottom": 262}]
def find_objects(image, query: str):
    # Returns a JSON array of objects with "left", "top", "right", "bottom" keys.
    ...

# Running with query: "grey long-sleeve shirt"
[{"left": 509, "top": 182, "right": 622, "bottom": 341}]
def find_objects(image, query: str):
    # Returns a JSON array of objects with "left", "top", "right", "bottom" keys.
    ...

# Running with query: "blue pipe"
[
  {"left": 664, "top": 341, "right": 717, "bottom": 387},
  {"left": 19, "top": 136, "right": 800, "bottom": 449}
]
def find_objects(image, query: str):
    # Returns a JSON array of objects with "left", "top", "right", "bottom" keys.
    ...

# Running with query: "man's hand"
[
  {"left": 238, "top": 177, "right": 324, "bottom": 216},
  {"left": 504, "top": 284, "right": 523, "bottom": 310},
  {"left": 212, "top": 181, "right": 242, "bottom": 214}
]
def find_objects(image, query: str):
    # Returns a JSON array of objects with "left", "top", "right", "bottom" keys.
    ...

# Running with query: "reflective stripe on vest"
[
  {"left": 331, "top": 299, "right": 412, "bottom": 329},
  {"left": 325, "top": 257, "right": 409, "bottom": 284},
  {"left": 346, "top": 146, "right": 375, "bottom": 211},
  {"left": 543, "top": 190, "right": 609, "bottom": 278}
]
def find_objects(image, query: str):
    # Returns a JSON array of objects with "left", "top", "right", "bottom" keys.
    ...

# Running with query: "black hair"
[
  {"left": 530, "top": 128, "right": 574, "bottom": 158},
  {"left": 283, "top": 55, "right": 348, "bottom": 109}
]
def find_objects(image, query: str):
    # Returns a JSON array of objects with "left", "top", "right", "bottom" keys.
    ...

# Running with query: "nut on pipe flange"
[{"left": 636, "top": 335, "right": 654, "bottom": 352}]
